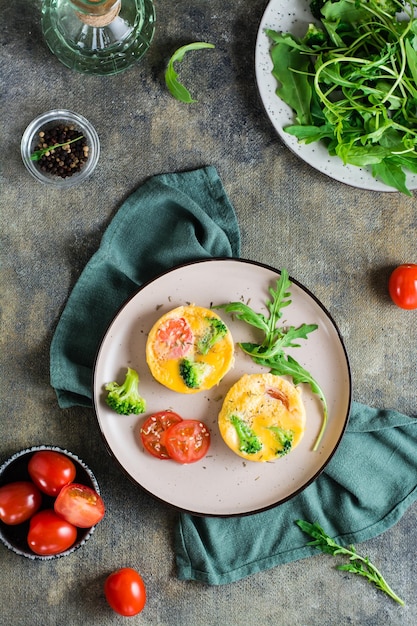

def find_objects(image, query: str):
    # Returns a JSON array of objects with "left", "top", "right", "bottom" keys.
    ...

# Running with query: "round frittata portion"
[
  {"left": 218, "top": 373, "right": 306, "bottom": 462},
  {"left": 146, "top": 305, "right": 234, "bottom": 394}
]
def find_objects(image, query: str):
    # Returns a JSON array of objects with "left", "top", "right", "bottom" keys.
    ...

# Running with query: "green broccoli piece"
[
  {"left": 179, "top": 358, "right": 211, "bottom": 389},
  {"left": 229, "top": 414, "right": 263, "bottom": 455},
  {"left": 197, "top": 317, "right": 228, "bottom": 355},
  {"left": 268, "top": 426, "right": 294, "bottom": 457},
  {"left": 302, "top": 23, "right": 328, "bottom": 47},
  {"left": 105, "top": 367, "right": 146, "bottom": 415}
]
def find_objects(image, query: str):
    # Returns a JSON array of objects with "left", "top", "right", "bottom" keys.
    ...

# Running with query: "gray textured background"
[{"left": 1, "top": 1, "right": 416, "bottom": 624}]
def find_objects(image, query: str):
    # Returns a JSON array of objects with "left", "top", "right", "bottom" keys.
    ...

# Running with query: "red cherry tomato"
[
  {"left": 389, "top": 264, "right": 417, "bottom": 310},
  {"left": 0, "top": 481, "right": 42, "bottom": 525},
  {"left": 164, "top": 419, "right": 211, "bottom": 464},
  {"left": 104, "top": 567, "right": 146, "bottom": 617},
  {"left": 140, "top": 411, "right": 184, "bottom": 459},
  {"left": 154, "top": 317, "right": 193, "bottom": 359},
  {"left": 28, "top": 450, "right": 76, "bottom": 496},
  {"left": 54, "top": 483, "right": 105, "bottom": 528},
  {"left": 27, "top": 509, "right": 77, "bottom": 556}
]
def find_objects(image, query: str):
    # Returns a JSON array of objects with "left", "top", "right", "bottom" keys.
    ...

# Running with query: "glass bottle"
[{"left": 41, "top": 0, "right": 156, "bottom": 75}]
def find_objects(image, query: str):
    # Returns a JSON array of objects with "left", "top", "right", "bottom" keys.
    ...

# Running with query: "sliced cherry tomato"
[
  {"left": 0, "top": 481, "right": 42, "bottom": 525},
  {"left": 164, "top": 419, "right": 211, "bottom": 464},
  {"left": 28, "top": 450, "right": 76, "bottom": 496},
  {"left": 140, "top": 411, "right": 183, "bottom": 459},
  {"left": 27, "top": 509, "right": 77, "bottom": 556},
  {"left": 154, "top": 317, "right": 193, "bottom": 359},
  {"left": 104, "top": 567, "right": 146, "bottom": 617},
  {"left": 54, "top": 483, "right": 105, "bottom": 528},
  {"left": 388, "top": 264, "right": 417, "bottom": 310}
]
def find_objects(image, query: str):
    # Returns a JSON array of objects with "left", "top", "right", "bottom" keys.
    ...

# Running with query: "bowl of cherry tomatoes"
[{"left": 0, "top": 446, "right": 105, "bottom": 560}]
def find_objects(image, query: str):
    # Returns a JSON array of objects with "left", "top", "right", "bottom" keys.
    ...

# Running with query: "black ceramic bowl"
[{"left": 0, "top": 446, "right": 100, "bottom": 560}]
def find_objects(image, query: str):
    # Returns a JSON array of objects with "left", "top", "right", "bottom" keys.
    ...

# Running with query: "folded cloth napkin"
[
  {"left": 50, "top": 166, "right": 240, "bottom": 408},
  {"left": 175, "top": 402, "right": 417, "bottom": 584},
  {"left": 50, "top": 165, "right": 417, "bottom": 586}
]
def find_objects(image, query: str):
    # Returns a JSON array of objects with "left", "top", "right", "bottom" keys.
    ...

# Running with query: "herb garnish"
[
  {"left": 30, "top": 135, "right": 84, "bottom": 161},
  {"left": 165, "top": 42, "right": 215, "bottom": 103},
  {"left": 214, "top": 269, "right": 328, "bottom": 450},
  {"left": 267, "top": 0, "right": 417, "bottom": 194},
  {"left": 297, "top": 520, "right": 405, "bottom": 606}
]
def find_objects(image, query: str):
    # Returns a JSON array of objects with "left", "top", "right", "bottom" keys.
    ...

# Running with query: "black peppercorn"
[{"left": 34, "top": 124, "right": 89, "bottom": 178}]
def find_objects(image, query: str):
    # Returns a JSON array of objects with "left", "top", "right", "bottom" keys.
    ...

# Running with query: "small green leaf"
[
  {"left": 30, "top": 135, "right": 84, "bottom": 161},
  {"left": 165, "top": 42, "right": 215, "bottom": 103}
]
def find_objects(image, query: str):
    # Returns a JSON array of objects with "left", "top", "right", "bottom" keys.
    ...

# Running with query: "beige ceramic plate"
[
  {"left": 93, "top": 259, "right": 351, "bottom": 516},
  {"left": 255, "top": 0, "right": 417, "bottom": 192}
]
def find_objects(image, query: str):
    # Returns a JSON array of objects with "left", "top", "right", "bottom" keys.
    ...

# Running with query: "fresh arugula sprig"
[
  {"left": 297, "top": 520, "right": 405, "bottom": 606},
  {"left": 30, "top": 135, "right": 84, "bottom": 161},
  {"left": 214, "top": 269, "right": 328, "bottom": 450},
  {"left": 165, "top": 42, "right": 215, "bottom": 103},
  {"left": 266, "top": 0, "right": 417, "bottom": 194}
]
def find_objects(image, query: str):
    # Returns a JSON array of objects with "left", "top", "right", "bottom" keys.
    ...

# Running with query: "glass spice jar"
[
  {"left": 41, "top": 0, "right": 156, "bottom": 75},
  {"left": 21, "top": 110, "right": 100, "bottom": 187}
]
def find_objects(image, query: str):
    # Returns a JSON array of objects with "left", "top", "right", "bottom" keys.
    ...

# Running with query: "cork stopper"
[{"left": 72, "top": 0, "right": 121, "bottom": 27}]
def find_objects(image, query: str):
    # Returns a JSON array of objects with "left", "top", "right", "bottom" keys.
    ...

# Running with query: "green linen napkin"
[
  {"left": 50, "top": 166, "right": 240, "bottom": 408},
  {"left": 175, "top": 401, "right": 417, "bottom": 584},
  {"left": 50, "top": 165, "right": 417, "bottom": 587}
]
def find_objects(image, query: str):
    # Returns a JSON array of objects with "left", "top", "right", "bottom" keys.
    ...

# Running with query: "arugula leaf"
[
  {"left": 268, "top": 38, "right": 313, "bottom": 125},
  {"left": 165, "top": 42, "right": 215, "bottom": 103},
  {"left": 214, "top": 269, "right": 328, "bottom": 450},
  {"left": 297, "top": 520, "right": 405, "bottom": 606}
]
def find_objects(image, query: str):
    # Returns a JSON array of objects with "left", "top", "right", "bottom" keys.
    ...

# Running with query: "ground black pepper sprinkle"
[{"left": 34, "top": 124, "right": 89, "bottom": 178}]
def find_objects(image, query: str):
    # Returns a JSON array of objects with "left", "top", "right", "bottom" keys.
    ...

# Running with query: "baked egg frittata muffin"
[
  {"left": 146, "top": 305, "right": 234, "bottom": 394},
  {"left": 218, "top": 373, "right": 306, "bottom": 462}
]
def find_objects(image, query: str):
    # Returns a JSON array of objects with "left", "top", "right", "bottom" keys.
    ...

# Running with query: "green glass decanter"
[{"left": 41, "top": 0, "right": 156, "bottom": 75}]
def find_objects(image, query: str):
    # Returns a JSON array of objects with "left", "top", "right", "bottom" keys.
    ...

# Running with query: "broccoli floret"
[
  {"left": 268, "top": 426, "right": 294, "bottom": 457},
  {"left": 179, "top": 358, "right": 211, "bottom": 389},
  {"left": 105, "top": 367, "right": 146, "bottom": 415},
  {"left": 302, "top": 23, "right": 328, "bottom": 47},
  {"left": 229, "top": 414, "right": 263, "bottom": 455},
  {"left": 197, "top": 317, "right": 228, "bottom": 355}
]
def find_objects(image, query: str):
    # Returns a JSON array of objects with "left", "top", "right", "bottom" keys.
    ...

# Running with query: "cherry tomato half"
[
  {"left": 28, "top": 450, "right": 76, "bottom": 497},
  {"left": 154, "top": 317, "right": 193, "bottom": 359},
  {"left": 104, "top": 567, "right": 146, "bottom": 617},
  {"left": 388, "top": 264, "right": 417, "bottom": 310},
  {"left": 0, "top": 481, "right": 42, "bottom": 525},
  {"left": 140, "top": 411, "right": 184, "bottom": 459},
  {"left": 54, "top": 483, "right": 105, "bottom": 528},
  {"left": 164, "top": 419, "right": 211, "bottom": 464},
  {"left": 27, "top": 509, "right": 77, "bottom": 556}
]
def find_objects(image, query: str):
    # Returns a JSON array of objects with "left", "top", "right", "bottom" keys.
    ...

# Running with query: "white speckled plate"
[
  {"left": 93, "top": 259, "right": 351, "bottom": 517},
  {"left": 255, "top": 0, "right": 417, "bottom": 192}
]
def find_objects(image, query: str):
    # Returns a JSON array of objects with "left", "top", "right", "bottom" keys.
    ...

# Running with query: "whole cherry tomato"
[
  {"left": 104, "top": 568, "right": 146, "bottom": 617},
  {"left": 27, "top": 509, "right": 77, "bottom": 556},
  {"left": 0, "top": 481, "right": 42, "bottom": 525},
  {"left": 54, "top": 483, "right": 105, "bottom": 528},
  {"left": 28, "top": 450, "right": 76, "bottom": 496},
  {"left": 388, "top": 264, "right": 417, "bottom": 310}
]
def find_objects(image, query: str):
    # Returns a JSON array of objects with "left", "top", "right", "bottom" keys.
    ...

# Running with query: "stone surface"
[{"left": 1, "top": 1, "right": 416, "bottom": 624}]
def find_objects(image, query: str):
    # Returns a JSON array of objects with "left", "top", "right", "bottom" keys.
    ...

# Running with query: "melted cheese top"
[
  {"left": 218, "top": 373, "right": 306, "bottom": 462},
  {"left": 146, "top": 305, "right": 234, "bottom": 394}
]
